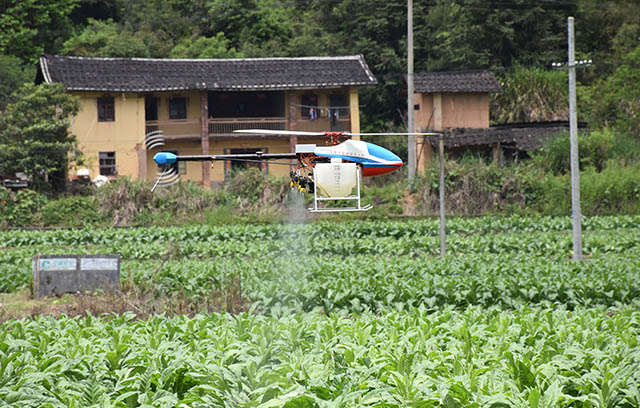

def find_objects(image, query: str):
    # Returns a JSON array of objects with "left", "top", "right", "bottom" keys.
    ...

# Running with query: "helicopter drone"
[{"left": 152, "top": 129, "right": 433, "bottom": 213}]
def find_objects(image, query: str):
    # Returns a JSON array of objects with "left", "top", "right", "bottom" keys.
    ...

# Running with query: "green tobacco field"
[{"left": 1, "top": 216, "right": 639, "bottom": 407}]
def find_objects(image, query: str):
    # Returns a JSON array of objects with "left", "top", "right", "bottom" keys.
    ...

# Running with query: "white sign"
[{"left": 81, "top": 257, "right": 118, "bottom": 271}]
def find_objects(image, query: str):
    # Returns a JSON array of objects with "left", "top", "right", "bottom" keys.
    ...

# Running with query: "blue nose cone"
[
  {"left": 365, "top": 142, "right": 403, "bottom": 164},
  {"left": 153, "top": 152, "right": 177, "bottom": 166}
]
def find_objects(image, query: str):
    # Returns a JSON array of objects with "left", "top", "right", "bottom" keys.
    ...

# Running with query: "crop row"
[
  {"left": 3, "top": 248, "right": 639, "bottom": 312},
  {"left": 2, "top": 217, "right": 638, "bottom": 311},
  {"left": 2, "top": 228, "right": 639, "bottom": 266},
  {"left": 137, "top": 252, "right": 640, "bottom": 312},
  {"left": 2, "top": 215, "right": 639, "bottom": 248},
  {"left": 1, "top": 306, "right": 638, "bottom": 407}
]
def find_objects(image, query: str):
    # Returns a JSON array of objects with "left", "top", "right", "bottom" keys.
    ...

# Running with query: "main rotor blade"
[
  {"left": 345, "top": 132, "right": 443, "bottom": 136},
  {"left": 233, "top": 129, "right": 443, "bottom": 137},
  {"left": 233, "top": 129, "right": 325, "bottom": 136}
]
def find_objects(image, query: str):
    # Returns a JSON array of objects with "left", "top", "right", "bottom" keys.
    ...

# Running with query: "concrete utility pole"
[
  {"left": 568, "top": 16, "right": 583, "bottom": 261},
  {"left": 407, "top": 0, "right": 416, "bottom": 180},
  {"left": 439, "top": 134, "right": 446, "bottom": 258}
]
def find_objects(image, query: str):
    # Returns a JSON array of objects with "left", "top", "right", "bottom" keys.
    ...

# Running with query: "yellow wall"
[
  {"left": 349, "top": 87, "right": 360, "bottom": 138},
  {"left": 148, "top": 91, "right": 202, "bottom": 138},
  {"left": 70, "top": 92, "right": 145, "bottom": 179},
  {"left": 414, "top": 93, "right": 436, "bottom": 129},
  {"left": 73, "top": 87, "right": 362, "bottom": 184}
]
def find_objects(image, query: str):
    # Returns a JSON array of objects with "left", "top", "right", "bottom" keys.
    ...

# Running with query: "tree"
[
  {"left": 0, "top": 55, "right": 36, "bottom": 111},
  {"left": 0, "top": 83, "right": 79, "bottom": 191},
  {"left": 205, "top": 0, "right": 295, "bottom": 57},
  {"left": 576, "top": 0, "right": 640, "bottom": 81},
  {"left": 603, "top": 45, "right": 640, "bottom": 137},
  {"left": 420, "top": 0, "right": 490, "bottom": 71},
  {"left": 62, "top": 19, "right": 151, "bottom": 57},
  {"left": 170, "top": 34, "right": 241, "bottom": 59},
  {"left": 0, "top": 0, "right": 79, "bottom": 64}
]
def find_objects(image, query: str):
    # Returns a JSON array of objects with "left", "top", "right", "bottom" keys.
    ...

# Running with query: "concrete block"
[{"left": 32, "top": 255, "right": 121, "bottom": 298}]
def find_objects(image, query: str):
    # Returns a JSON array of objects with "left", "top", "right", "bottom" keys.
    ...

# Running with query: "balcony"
[
  {"left": 145, "top": 119, "right": 200, "bottom": 141},
  {"left": 208, "top": 117, "right": 287, "bottom": 136},
  {"left": 146, "top": 116, "right": 352, "bottom": 142}
]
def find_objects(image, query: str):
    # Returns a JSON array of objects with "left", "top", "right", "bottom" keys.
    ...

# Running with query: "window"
[
  {"left": 145, "top": 96, "right": 159, "bottom": 121},
  {"left": 169, "top": 97, "right": 187, "bottom": 119},
  {"left": 99, "top": 152, "right": 116, "bottom": 176},
  {"left": 301, "top": 94, "right": 318, "bottom": 119},
  {"left": 97, "top": 97, "right": 115, "bottom": 121}
]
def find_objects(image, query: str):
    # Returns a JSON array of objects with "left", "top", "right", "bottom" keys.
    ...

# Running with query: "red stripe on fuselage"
[{"left": 362, "top": 163, "right": 403, "bottom": 177}]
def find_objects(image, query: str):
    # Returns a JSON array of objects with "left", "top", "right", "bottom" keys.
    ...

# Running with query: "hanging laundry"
[{"left": 310, "top": 107, "right": 316, "bottom": 121}]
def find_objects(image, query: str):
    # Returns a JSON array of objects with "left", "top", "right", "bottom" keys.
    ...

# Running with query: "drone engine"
[{"left": 289, "top": 171, "right": 314, "bottom": 194}]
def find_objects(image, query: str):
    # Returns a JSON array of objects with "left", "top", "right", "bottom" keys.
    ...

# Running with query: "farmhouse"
[{"left": 36, "top": 54, "right": 377, "bottom": 186}]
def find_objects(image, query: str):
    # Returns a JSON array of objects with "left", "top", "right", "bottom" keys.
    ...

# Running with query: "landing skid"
[{"left": 308, "top": 204, "right": 373, "bottom": 213}]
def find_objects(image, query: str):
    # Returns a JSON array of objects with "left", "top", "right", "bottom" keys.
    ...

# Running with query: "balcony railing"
[
  {"left": 209, "top": 117, "right": 287, "bottom": 135},
  {"left": 145, "top": 119, "right": 200, "bottom": 140},
  {"left": 208, "top": 117, "right": 351, "bottom": 135},
  {"left": 145, "top": 116, "right": 352, "bottom": 141}
]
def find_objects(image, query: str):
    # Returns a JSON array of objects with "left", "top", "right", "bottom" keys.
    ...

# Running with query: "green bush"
[
  {"left": 413, "top": 156, "right": 534, "bottom": 215},
  {"left": 528, "top": 172, "right": 570, "bottom": 216},
  {"left": 40, "top": 195, "right": 104, "bottom": 227},
  {"left": 152, "top": 181, "right": 221, "bottom": 215},
  {"left": 225, "top": 167, "right": 289, "bottom": 214},
  {"left": 0, "top": 187, "right": 47, "bottom": 227},
  {"left": 531, "top": 128, "right": 640, "bottom": 174},
  {"left": 580, "top": 163, "right": 640, "bottom": 215},
  {"left": 529, "top": 163, "right": 640, "bottom": 216}
]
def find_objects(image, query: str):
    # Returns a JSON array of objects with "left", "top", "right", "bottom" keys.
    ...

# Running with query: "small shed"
[{"left": 412, "top": 70, "right": 502, "bottom": 170}]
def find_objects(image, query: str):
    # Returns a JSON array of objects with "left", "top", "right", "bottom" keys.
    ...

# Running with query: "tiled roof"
[
  {"left": 38, "top": 54, "right": 377, "bottom": 92},
  {"left": 425, "top": 123, "right": 581, "bottom": 150},
  {"left": 414, "top": 70, "right": 501, "bottom": 93}
]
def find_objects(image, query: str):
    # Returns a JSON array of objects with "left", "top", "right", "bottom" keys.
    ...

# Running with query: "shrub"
[
  {"left": 531, "top": 127, "right": 640, "bottom": 174},
  {"left": 93, "top": 177, "right": 153, "bottom": 226},
  {"left": 0, "top": 187, "right": 47, "bottom": 227},
  {"left": 491, "top": 67, "right": 568, "bottom": 123},
  {"left": 413, "top": 156, "right": 534, "bottom": 216},
  {"left": 528, "top": 163, "right": 640, "bottom": 215},
  {"left": 40, "top": 196, "right": 104, "bottom": 227},
  {"left": 580, "top": 163, "right": 640, "bottom": 215},
  {"left": 225, "top": 167, "right": 289, "bottom": 213}
]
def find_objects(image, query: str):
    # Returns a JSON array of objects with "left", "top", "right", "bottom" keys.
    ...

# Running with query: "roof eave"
[{"left": 65, "top": 82, "right": 377, "bottom": 93}]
